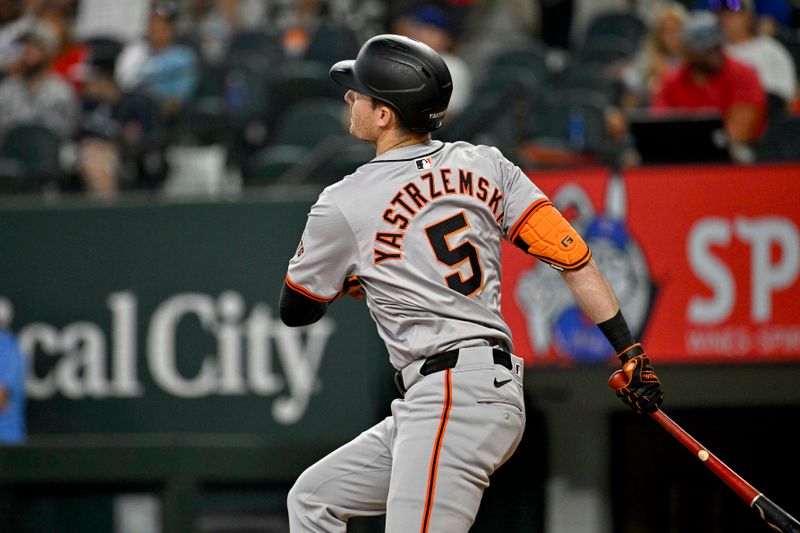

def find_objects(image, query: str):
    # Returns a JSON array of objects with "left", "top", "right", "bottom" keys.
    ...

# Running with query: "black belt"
[{"left": 394, "top": 348, "right": 513, "bottom": 396}]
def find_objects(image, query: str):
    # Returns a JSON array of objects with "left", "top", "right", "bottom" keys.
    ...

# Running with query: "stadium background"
[{"left": 1, "top": 0, "right": 799, "bottom": 532}]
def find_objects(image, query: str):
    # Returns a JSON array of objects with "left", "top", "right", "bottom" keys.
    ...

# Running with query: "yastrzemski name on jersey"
[{"left": 376, "top": 168, "right": 506, "bottom": 264}]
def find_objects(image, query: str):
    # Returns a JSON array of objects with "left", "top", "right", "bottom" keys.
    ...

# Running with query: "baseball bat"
[{"left": 609, "top": 370, "right": 800, "bottom": 533}]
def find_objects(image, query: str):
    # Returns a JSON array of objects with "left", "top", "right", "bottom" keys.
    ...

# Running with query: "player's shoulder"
[
  {"left": 442, "top": 140, "right": 510, "bottom": 165},
  {"left": 311, "top": 163, "right": 377, "bottom": 215},
  {"left": 444, "top": 139, "right": 501, "bottom": 156}
]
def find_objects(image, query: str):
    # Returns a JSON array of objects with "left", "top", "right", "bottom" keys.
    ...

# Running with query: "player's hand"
[
  {"left": 337, "top": 276, "right": 366, "bottom": 300},
  {"left": 615, "top": 343, "right": 663, "bottom": 414}
]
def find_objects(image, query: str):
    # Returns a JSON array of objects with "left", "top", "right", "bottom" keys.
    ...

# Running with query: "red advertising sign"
[{"left": 502, "top": 164, "right": 800, "bottom": 366}]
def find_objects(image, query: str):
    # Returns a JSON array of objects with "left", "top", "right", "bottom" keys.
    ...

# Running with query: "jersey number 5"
[{"left": 425, "top": 212, "right": 483, "bottom": 297}]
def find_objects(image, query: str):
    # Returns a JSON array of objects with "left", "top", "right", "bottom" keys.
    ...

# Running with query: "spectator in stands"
[
  {"left": 115, "top": 0, "right": 199, "bottom": 119},
  {"left": 41, "top": 4, "right": 89, "bottom": 93},
  {"left": 454, "top": 0, "right": 538, "bottom": 76},
  {"left": 390, "top": 0, "right": 476, "bottom": 37},
  {"left": 0, "top": 297, "right": 25, "bottom": 445},
  {"left": 620, "top": 2, "right": 687, "bottom": 112},
  {"left": 177, "top": 0, "right": 235, "bottom": 64},
  {"left": 650, "top": 11, "right": 766, "bottom": 147},
  {"left": 79, "top": 59, "right": 168, "bottom": 196},
  {"left": 283, "top": 0, "right": 387, "bottom": 54},
  {"left": 392, "top": 3, "right": 473, "bottom": 118},
  {"left": 713, "top": 0, "right": 797, "bottom": 112},
  {"left": 0, "top": 0, "right": 35, "bottom": 76},
  {"left": 0, "top": 19, "right": 79, "bottom": 138},
  {"left": 605, "top": 3, "right": 686, "bottom": 147},
  {"left": 697, "top": 0, "right": 795, "bottom": 35},
  {"left": 212, "top": 0, "right": 284, "bottom": 33}
]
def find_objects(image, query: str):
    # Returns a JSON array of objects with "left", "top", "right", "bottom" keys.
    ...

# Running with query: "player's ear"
[{"left": 375, "top": 102, "right": 396, "bottom": 129}]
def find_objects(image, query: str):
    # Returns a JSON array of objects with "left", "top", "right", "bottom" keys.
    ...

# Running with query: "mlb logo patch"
[{"left": 415, "top": 157, "right": 433, "bottom": 170}]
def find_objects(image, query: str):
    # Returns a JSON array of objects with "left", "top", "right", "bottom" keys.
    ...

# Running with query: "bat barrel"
[{"left": 649, "top": 410, "right": 760, "bottom": 503}]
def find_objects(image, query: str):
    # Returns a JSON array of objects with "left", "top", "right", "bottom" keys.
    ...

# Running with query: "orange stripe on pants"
[{"left": 420, "top": 368, "right": 453, "bottom": 533}]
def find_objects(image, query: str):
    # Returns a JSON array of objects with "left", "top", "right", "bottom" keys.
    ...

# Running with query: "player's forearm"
[
  {"left": 559, "top": 258, "right": 619, "bottom": 324},
  {"left": 560, "top": 259, "right": 641, "bottom": 353}
]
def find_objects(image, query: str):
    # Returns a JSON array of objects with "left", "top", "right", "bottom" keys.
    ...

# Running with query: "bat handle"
[{"left": 753, "top": 495, "right": 800, "bottom": 533}]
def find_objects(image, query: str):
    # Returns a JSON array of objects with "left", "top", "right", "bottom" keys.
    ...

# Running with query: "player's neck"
[{"left": 375, "top": 130, "right": 431, "bottom": 156}]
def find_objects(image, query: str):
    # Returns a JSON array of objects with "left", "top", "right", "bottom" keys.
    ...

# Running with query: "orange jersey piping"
[{"left": 285, "top": 275, "right": 336, "bottom": 303}]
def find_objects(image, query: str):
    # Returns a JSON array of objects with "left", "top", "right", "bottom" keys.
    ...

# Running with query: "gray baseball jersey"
[
  {"left": 286, "top": 139, "right": 541, "bottom": 533},
  {"left": 286, "top": 139, "right": 547, "bottom": 370}
]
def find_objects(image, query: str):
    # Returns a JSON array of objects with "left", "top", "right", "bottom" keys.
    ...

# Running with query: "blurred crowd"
[{"left": 0, "top": 0, "right": 797, "bottom": 197}]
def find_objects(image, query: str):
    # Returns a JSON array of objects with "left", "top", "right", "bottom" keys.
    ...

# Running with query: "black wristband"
[{"left": 597, "top": 309, "right": 635, "bottom": 354}]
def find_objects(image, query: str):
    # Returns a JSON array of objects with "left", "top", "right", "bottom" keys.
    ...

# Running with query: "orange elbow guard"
[{"left": 510, "top": 200, "right": 591, "bottom": 270}]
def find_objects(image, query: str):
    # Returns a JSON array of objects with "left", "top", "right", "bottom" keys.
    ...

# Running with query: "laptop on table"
[{"left": 628, "top": 111, "right": 731, "bottom": 165}]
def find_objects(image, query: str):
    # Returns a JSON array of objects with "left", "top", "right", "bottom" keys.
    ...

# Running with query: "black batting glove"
[{"left": 615, "top": 343, "right": 663, "bottom": 414}]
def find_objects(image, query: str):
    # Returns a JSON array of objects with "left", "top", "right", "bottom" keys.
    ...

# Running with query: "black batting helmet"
[{"left": 329, "top": 34, "right": 453, "bottom": 133}]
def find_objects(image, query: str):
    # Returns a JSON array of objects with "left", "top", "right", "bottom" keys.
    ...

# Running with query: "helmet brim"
[{"left": 329, "top": 60, "right": 370, "bottom": 94}]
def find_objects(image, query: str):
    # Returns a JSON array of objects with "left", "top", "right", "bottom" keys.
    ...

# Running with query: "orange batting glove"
[{"left": 615, "top": 344, "right": 663, "bottom": 414}]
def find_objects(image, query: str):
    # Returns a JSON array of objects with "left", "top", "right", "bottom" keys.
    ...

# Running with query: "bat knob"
[{"left": 608, "top": 370, "right": 628, "bottom": 390}]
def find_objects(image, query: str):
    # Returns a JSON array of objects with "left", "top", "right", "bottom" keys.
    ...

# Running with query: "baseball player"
[{"left": 280, "top": 34, "right": 664, "bottom": 532}]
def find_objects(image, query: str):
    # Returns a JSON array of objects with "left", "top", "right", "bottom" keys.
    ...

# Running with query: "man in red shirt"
[{"left": 651, "top": 11, "right": 766, "bottom": 144}]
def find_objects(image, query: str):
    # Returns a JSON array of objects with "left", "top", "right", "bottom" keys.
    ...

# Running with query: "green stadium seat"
[
  {"left": 269, "top": 99, "right": 347, "bottom": 148},
  {"left": 532, "top": 89, "right": 615, "bottom": 157},
  {"left": 223, "top": 51, "right": 273, "bottom": 119},
  {"left": 438, "top": 68, "right": 538, "bottom": 154},
  {"left": 583, "top": 11, "right": 646, "bottom": 48},
  {"left": 243, "top": 99, "right": 349, "bottom": 185},
  {"left": 0, "top": 124, "right": 63, "bottom": 191},
  {"left": 311, "top": 138, "right": 375, "bottom": 185},
  {"left": 0, "top": 158, "right": 25, "bottom": 193},
  {"left": 557, "top": 61, "right": 619, "bottom": 103},
  {"left": 302, "top": 25, "right": 361, "bottom": 66},
  {"left": 755, "top": 116, "right": 800, "bottom": 163},
  {"left": 227, "top": 29, "right": 284, "bottom": 65},
  {"left": 267, "top": 60, "right": 344, "bottom": 127},
  {"left": 577, "top": 34, "right": 638, "bottom": 65},
  {"left": 483, "top": 44, "right": 551, "bottom": 87},
  {"left": 244, "top": 144, "right": 308, "bottom": 186}
]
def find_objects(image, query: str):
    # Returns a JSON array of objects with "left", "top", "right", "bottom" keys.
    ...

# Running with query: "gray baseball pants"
[{"left": 287, "top": 346, "right": 526, "bottom": 532}]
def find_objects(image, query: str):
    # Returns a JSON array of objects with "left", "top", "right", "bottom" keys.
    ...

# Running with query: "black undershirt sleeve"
[
  {"left": 279, "top": 281, "right": 329, "bottom": 327},
  {"left": 597, "top": 309, "right": 635, "bottom": 354}
]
